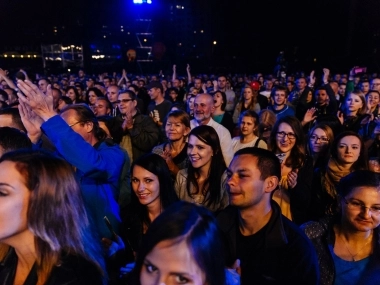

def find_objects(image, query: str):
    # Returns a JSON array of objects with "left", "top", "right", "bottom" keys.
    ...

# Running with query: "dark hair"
[
  {"left": 0, "top": 107, "right": 26, "bottom": 132},
  {"left": 59, "top": 96, "right": 73, "bottom": 105},
  {"left": 270, "top": 85, "right": 288, "bottom": 98},
  {"left": 119, "top": 89, "right": 137, "bottom": 101},
  {"left": 0, "top": 127, "right": 32, "bottom": 154},
  {"left": 269, "top": 115, "right": 306, "bottom": 169},
  {"left": 234, "top": 147, "right": 281, "bottom": 182},
  {"left": 187, "top": 125, "right": 226, "bottom": 209},
  {"left": 330, "top": 131, "right": 368, "bottom": 170},
  {"left": 60, "top": 104, "right": 107, "bottom": 141},
  {"left": 131, "top": 201, "right": 225, "bottom": 285},
  {"left": 97, "top": 115, "right": 123, "bottom": 144},
  {"left": 0, "top": 89, "right": 9, "bottom": 101},
  {"left": 130, "top": 153, "right": 179, "bottom": 227},
  {"left": 337, "top": 170, "right": 380, "bottom": 197},
  {"left": 65, "top": 86, "right": 80, "bottom": 102},
  {"left": 211, "top": 90, "right": 227, "bottom": 111},
  {"left": 85, "top": 87, "right": 104, "bottom": 105},
  {"left": 0, "top": 149, "right": 105, "bottom": 283}
]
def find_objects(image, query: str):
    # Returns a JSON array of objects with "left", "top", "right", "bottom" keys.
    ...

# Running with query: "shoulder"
[
  {"left": 152, "top": 143, "right": 164, "bottom": 154},
  {"left": 300, "top": 218, "right": 330, "bottom": 239}
]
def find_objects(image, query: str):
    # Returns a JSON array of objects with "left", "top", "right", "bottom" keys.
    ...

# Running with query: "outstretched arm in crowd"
[{"left": 0, "top": 68, "right": 17, "bottom": 89}]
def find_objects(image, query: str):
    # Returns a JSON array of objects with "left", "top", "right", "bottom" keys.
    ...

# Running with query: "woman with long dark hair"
[
  {"left": 0, "top": 150, "right": 106, "bottom": 284},
  {"left": 175, "top": 125, "right": 228, "bottom": 212},
  {"left": 268, "top": 115, "right": 314, "bottom": 225}
]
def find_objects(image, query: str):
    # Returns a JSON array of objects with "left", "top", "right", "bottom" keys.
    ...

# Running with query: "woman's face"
[
  {"left": 341, "top": 186, "right": 380, "bottom": 232},
  {"left": 140, "top": 239, "right": 205, "bottom": 285},
  {"left": 306, "top": 91, "right": 313, "bottom": 103},
  {"left": 66, "top": 89, "right": 76, "bottom": 101},
  {"left": 131, "top": 165, "right": 160, "bottom": 207},
  {"left": 275, "top": 123, "right": 296, "bottom": 154},
  {"left": 187, "top": 135, "right": 213, "bottom": 171},
  {"left": 336, "top": 135, "right": 361, "bottom": 165},
  {"left": 367, "top": 92, "right": 380, "bottom": 109},
  {"left": 346, "top": 94, "right": 363, "bottom": 114},
  {"left": 243, "top": 87, "right": 254, "bottom": 101},
  {"left": 309, "top": 128, "right": 329, "bottom": 154},
  {"left": 0, "top": 161, "right": 31, "bottom": 244},
  {"left": 169, "top": 90, "right": 178, "bottom": 101},
  {"left": 188, "top": 97, "right": 195, "bottom": 111},
  {"left": 213, "top": 92, "right": 224, "bottom": 109},
  {"left": 165, "top": 116, "right": 190, "bottom": 142},
  {"left": 88, "top": 91, "right": 97, "bottom": 105},
  {"left": 240, "top": 116, "right": 256, "bottom": 137}
]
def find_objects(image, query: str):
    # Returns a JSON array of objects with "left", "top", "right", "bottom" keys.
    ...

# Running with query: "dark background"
[{"left": 0, "top": 0, "right": 379, "bottom": 76}]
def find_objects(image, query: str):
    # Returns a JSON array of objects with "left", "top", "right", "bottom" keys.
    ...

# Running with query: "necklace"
[{"left": 337, "top": 231, "right": 373, "bottom": 261}]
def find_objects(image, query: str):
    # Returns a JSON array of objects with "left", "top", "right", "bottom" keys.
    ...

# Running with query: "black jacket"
[
  {"left": 216, "top": 201, "right": 319, "bottom": 285},
  {"left": 0, "top": 248, "right": 104, "bottom": 285}
]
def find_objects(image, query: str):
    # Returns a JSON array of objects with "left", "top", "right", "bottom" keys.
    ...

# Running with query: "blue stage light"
[{"left": 133, "top": 0, "right": 152, "bottom": 4}]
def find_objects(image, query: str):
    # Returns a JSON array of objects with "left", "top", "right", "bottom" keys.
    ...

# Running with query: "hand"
[
  {"left": 202, "top": 83, "right": 207, "bottom": 93},
  {"left": 287, "top": 169, "right": 298, "bottom": 189},
  {"left": 122, "top": 113, "right": 134, "bottom": 130},
  {"left": 213, "top": 80, "right": 218, "bottom": 87},
  {"left": 101, "top": 235, "right": 125, "bottom": 258},
  {"left": 0, "top": 68, "right": 8, "bottom": 79},
  {"left": 150, "top": 110, "right": 160, "bottom": 123},
  {"left": 173, "top": 64, "right": 176, "bottom": 72},
  {"left": 226, "top": 259, "right": 241, "bottom": 285},
  {"left": 122, "top": 69, "right": 127, "bottom": 78},
  {"left": 16, "top": 80, "right": 56, "bottom": 121},
  {"left": 186, "top": 64, "right": 190, "bottom": 72},
  {"left": 309, "top": 70, "right": 315, "bottom": 86},
  {"left": 302, "top": 108, "right": 317, "bottom": 124},
  {"left": 18, "top": 99, "right": 44, "bottom": 143}
]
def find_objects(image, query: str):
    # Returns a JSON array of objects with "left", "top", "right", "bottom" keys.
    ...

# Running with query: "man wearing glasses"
[
  {"left": 370, "top": 77, "right": 380, "bottom": 92},
  {"left": 116, "top": 89, "right": 159, "bottom": 163},
  {"left": 16, "top": 80, "right": 126, "bottom": 241}
]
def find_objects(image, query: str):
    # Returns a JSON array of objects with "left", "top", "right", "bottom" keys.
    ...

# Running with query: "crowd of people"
[{"left": 0, "top": 63, "right": 380, "bottom": 284}]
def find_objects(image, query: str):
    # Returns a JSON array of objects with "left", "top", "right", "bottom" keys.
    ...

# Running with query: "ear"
[
  {"left": 264, "top": 176, "right": 279, "bottom": 194},
  {"left": 183, "top": 127, "right": 191, "bottom": 137},
  {"left": 85, "top": 121, "right": 94, "bottom": 133},
  {"left": 132, "top": 99, "right": 138, "bottom": 108}
]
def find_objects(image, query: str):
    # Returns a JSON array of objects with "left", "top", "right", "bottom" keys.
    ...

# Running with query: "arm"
[
  {"left": 186, "top": 64, "right": 191, "bottom": 85},
  {"left": 128, "top": 115, "right": 160, "bottom": 152},
  {"left": 172, "top": 64, "right": 177, "bottom": 83},
  {"left": 0, "top": 68, "right": 17, "bottom": 89}
]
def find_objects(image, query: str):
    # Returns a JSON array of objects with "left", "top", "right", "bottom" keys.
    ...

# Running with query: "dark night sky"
[{"left": 1, "top": 0, "right": 379, "bottom": 74}]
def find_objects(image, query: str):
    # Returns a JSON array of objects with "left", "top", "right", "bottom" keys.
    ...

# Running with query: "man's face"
[
  {"left": 106, "top": 86, "right": 119, "bottom": 103},
  {"left": 371, "top": 79, "right": 380, "bottom": 91},
  {"left": 78, "top": 70, "right": 84, "bottom": 78},
  {"left": 264, "top": 80, "right": 273, "bottom": 91},
  {"left": 217, "top": 76, "right": 227, "bottom": 90},
  {"left": 148, "top": 87, "right": 160, "bottom": 101},
  {"left": 194, "top": 79, "right": 202, "bottom": 89},
  {"left": 273, "top": 90, "right": 287, "bottom": 106},
  {"left": 94, "top": 100, "right": 110, "bottom": 116},
  {"left": 315, "top": 89, "right": 329, "bottom": 105},
  {"left": 193, "top": 94, "right": 214, "bottom": 125},
  {"left": 60, "top": 109, "right": 91, "bottom": 142},
  {"left": 296, "top": 78, "right": 307, "bottom": 91},
  {"left": 118, "top": 93, "right": 136, "bottom": 115},
  {"left": 338, "top": 84, "right": 346, "bottom": 96},
  {"left": 360, "top": 82, "right": 370, "bottom": 93},
  {"left": 38, "top": 80, "right": 48, "bottom": 93},
  {"left": 103, "top": 78, "right": 111, "bottom": 88},
  {"left": 226, "top": 154, "right": 270, "bottom": 209}
]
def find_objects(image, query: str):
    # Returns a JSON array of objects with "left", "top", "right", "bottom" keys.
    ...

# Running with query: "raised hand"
[
  {"left": 16, "top": 80, "right": 56, "bottom": 121},
  {"left": 18, "top": 99, "right": 44, "bottom": 143}
]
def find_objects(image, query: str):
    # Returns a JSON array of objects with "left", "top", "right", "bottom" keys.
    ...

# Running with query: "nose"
[
  {"left": 138, "top": 182, "right": 145, "bottom": 191},
  {"left": 227, "top": 174, "right": 236, "bottom": 187}
]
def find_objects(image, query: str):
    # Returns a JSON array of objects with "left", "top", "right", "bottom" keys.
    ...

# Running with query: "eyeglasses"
[
  {"left": 276, "top": 131, "right": 296, "bottom": 140},
  {"left": 342, "top": 197, "right": 380, "bottom": 215},
  {"left": 310, "top": 135, "right": 329, "bottom": 143},
  {"left": 117, "top": 99, "right": 134, "bottom": 104},
  {"left": 68, "top": 121, "right": 84, "bottom": 127}
]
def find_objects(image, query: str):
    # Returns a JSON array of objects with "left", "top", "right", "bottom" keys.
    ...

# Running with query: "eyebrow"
[
  {"left": 0, "top": 182, "right": 15, "bottom": 189},
  {"left": 144, "top": 258, "right": 194, "bottom": 277}
]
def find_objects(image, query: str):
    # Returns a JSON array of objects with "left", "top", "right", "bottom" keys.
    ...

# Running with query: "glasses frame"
[
  {"left": 342, "top": 197, "right": 380, "bottom": 215},
  {"left": 310, "top": 135, "right": 329, "bottom": 143},
  {"left": 276, "top": 131, "right": 296, "bottom": 140}
]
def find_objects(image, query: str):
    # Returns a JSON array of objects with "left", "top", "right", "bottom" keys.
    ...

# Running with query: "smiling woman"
[{"left": 175, "top": 125, "right": 229, "bottom": 212}]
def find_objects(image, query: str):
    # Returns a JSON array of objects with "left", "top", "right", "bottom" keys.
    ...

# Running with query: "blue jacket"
[{"left": 41, "top": 115, "right": 125, "bottom": 239}]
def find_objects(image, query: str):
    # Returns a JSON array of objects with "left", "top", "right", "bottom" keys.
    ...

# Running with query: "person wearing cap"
[
  {"left": 146, "top": 80, "right": 172, "bottom": 143},
  {"left": 267, "top": 85, "right": 295, "bottom": 121}
]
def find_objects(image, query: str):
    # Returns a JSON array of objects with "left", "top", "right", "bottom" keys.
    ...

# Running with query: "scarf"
[{"left": 324, "top": 158, "right": 351, "bottom": 197}]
